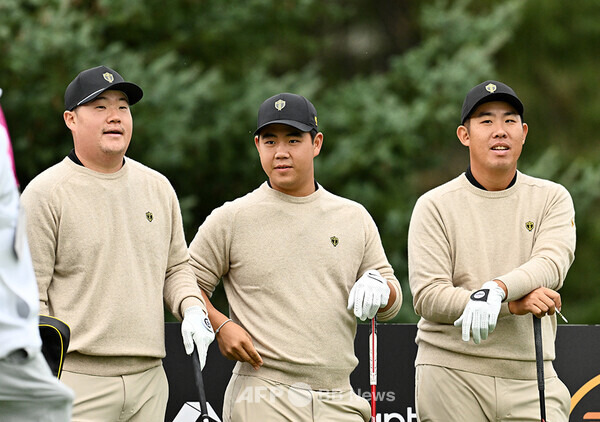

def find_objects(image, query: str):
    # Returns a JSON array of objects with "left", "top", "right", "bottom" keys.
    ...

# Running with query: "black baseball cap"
[
  {"left": 254, "top": 93, "right": 318, "bottom": 136},
  {"left": 64, "top": 65, "right": 143, "bottom": 111},
  {"left": 461, "top": 80, "right": 524, "bottom": 124}
]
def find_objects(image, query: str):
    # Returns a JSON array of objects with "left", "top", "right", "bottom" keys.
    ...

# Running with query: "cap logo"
[
  {"left": 485, "top": 83, "right": 497, "bottom": 93},
  {"left": 103, "top": 72, "right": 114, "bottom": 83},
  {"left": 274, "top": 99, "right": 286, "bottom": 111},
  {"left": 314, "top": 116, "right": 318, "bottom": 126}
]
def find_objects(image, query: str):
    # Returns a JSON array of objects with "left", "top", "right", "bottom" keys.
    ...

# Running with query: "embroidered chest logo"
[
  {"left": 525, "top": 221, "right": 534, "bottom": 231},
  {"left": 146, "top": 211, "right": 154, "bottom": 222},
  {"left": 330, "top": 236, "right": 339, "bottom": 247}
]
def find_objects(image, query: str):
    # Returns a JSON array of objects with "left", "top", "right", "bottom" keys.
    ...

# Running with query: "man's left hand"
[{"left": 454, "top": 281, "right": 506, "bottom": 344}]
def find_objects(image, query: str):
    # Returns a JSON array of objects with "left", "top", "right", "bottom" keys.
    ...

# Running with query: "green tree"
[{"left": 4, "top": 0, "right": 596, "bottom": 324}]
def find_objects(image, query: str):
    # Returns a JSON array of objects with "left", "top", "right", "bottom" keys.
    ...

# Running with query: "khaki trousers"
[
  {"left": 61, "top": 364, "right": 168, "bottom": 422},
  {"left": 223, "top": 374, "right": 371, "bottom": 422},
  {"left": 415, "top": 364, "right": 570, "bottom": 422}
]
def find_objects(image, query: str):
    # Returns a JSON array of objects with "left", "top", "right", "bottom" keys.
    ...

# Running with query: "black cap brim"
[
  {"left": 71, "top": 82, "right": 143, "bottom": 111},
  {"left": 254, "top": 120, "right": 314, "bottom": 136},
  {"left": 463, "top": 93, "right": 523, "bottom": 124}
]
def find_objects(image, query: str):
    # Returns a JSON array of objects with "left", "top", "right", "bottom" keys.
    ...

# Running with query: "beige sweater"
[
  {"left": 189, "top": 182, "right": 402, "bottom": 390},
  {"left": 21, "top": 157, "right": 205, "bottom": 376},
  {"left": 408, "top": 172, "right": 576, "bottom": 380}
]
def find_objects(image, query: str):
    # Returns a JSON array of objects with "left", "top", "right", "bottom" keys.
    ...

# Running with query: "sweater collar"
[
  {"left": 261, "top": 181, "right": 324, "bottom": 204},
  {"left": 266, "top": 179, "right": 319, "bottom": 193},
  {"left": 465, "top": 166, "right": 517, "bottom": 191},
  {"left": 68, "top": 148, "right": 126, "bottom": 169}
]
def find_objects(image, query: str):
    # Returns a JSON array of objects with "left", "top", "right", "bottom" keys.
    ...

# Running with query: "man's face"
[
  {"left": 458, "top": 101, "right": 528, "bottom": 181},
  {"left": 254, "top": 123, "right": 323, "bottom": 197},
  {"left": 64, "top": 90, "right": 133, "bottom": 169}
]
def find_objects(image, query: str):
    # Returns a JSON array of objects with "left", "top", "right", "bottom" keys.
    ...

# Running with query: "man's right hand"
[
  {"left": 508, "top": 287, "right": 562, "bottom": 318},
  {"left": 216, "top": 320, "right": 263, "bottom": 370}
]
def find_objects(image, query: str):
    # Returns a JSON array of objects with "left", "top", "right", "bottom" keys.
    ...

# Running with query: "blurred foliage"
[
  {"left": 1, "top": 0, "right": 598, "bottom": 324},
  {"left": 495, "top": 0, "right": 600, "bottom": 324}
]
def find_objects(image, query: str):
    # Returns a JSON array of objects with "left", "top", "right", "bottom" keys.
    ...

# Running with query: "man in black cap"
[
  {"left": 188, "top": 93, "right": 403, "bottom": 421},
  {"left": 408, "top": 81, "right": 575, "bottom": 421},
  {"left": 21, "top": 65, "right": 215, "bottom": 421}
]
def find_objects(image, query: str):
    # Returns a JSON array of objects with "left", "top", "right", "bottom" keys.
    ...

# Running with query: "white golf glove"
[
  {"left": 181, "top": 306, "right": 215, "bottom": 370},
  {"left": 454, "top": 281, "right": 506, "bottom": 344},
  {"left": 347, "top": 269, "right": 390, "bottom": 321}
]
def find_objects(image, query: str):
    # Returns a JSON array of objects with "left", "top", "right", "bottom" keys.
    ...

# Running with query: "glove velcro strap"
[
  {"left": 470, "top": 289, "right": 490, "bottom": 302},
  {"left": 366, "top": 272, "right": 385, "bottom": 284}
]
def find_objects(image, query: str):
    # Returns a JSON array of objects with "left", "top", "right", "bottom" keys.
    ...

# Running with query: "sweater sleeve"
[
  {"left": 358, "top": 206, "right": 402, "bottom": 321},
  {"left": 496, "top": 184, "right": 576, "bottom": 301},
  {"left": 188, "top": 205, "right": 234, "bottom": 297},
  {"left": 20, "top": 181, "right": 58, "bottom": 315},
  {"left": 408, "top": 194, "right": 471, "bottom": 324},
  {"left": 162, "top": 187, "right": 206, "bottom": 320}
]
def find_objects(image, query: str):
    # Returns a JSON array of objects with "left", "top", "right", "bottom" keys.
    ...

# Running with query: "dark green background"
[{"left": 2, "top": 0, "right": 598, "bottom": 323}]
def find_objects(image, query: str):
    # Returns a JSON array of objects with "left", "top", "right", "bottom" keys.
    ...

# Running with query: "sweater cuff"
[{"left": 180, "top": 296, "right": 207, "bottom": 319}]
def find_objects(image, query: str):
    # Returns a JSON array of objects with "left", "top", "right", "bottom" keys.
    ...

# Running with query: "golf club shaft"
[{"left": 192, "top": 347, "right": 210, "bottom": 422}]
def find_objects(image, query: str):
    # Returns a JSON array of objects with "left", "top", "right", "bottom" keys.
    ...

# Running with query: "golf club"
[{"left": 533, "top": 315, "right": 546, "bottom": 422}]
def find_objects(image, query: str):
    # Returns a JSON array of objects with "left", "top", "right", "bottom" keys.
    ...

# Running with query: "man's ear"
[
  {"left": 254, "top": 135, "right": 260, "bottom": 151},
  {"left": 456, "top": 125, "right": 470, "bottom": 147},
  {"left": 64, "top": 110, "right": 75, "bottom": 131},
  {"left": 521, "top": 122, "right": 528, "bottom": 144},
  {"left": 313, "top": 132, "right": 323, "bottom": 158}
]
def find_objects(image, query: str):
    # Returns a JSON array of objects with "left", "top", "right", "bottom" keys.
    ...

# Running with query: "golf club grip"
[
  {"left": 533, "top": 316, "right": 545, "bottom": 390},
  {"left": 533, "top": 315, "right": 546, "bottom": 421},
  {"left": 191, "top": 347, "right": 210, "bottom": 422},
  {"left": 369, "top": 317, "right": 377, "bottom": 422}
]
